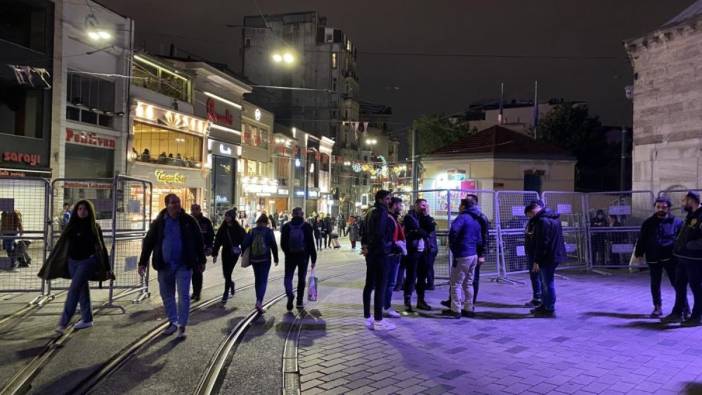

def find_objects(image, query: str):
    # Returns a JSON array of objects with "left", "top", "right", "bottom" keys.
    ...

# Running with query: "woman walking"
[
  {"left": 39, "top": 200, "right": 112, "bottom": 334},
  {"left": 212, "top": 209, "right": 247, "bottom": 304},
  {"left": 242, "top": 215, "right": 279, "bottom": 313}
]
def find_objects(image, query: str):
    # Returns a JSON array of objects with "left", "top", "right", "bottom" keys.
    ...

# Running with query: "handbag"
[
  {"left": 240, "top": 248, "right": 251, "bottom": 268},
  {"left": 225, "top": 228, "right": 242, "bottom": 256}
]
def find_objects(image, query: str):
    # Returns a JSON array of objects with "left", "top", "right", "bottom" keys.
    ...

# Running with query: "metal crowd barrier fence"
[
  {"left": 0, "top": 177, "right": 51, "bottom": 304},
  {"left": 495, "top": 190, "right": 540, "bottom": 280},
  {"left": 542, "top": 191, "right": 589, "bottom": 271}
]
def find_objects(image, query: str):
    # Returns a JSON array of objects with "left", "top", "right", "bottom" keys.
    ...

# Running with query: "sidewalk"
[{"left": 297, "top": 269, "right": 702, "bottom": 395}]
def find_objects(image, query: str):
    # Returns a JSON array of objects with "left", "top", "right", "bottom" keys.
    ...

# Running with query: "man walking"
[
  {"left": 190, "top": 204, "right": 214, "bottom": 302},
  {"left": 673, "top": 191, "right": 702, "bottom": 327},
  {"left": 362, "top": 190, "right": 396, "bottom": 331},
  {"left": 524, "top": 200, "right": 566, "bottom": 317},
  {"left": 634, "top": 197, "right": 686, "bottom": 318},
  {"left": 139, "top": 194, "right": 205, "bottom": 338},
  {"left": 281, "top": 207, "right": 317, "bottom": 310},
  {"left": 402, "top": 199, "right": 434, "bottom": 311}
]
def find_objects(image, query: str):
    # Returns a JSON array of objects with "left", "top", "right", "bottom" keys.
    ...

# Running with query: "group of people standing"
[{"left": 39, "top": 194, "right": 318, "bottom": 339}]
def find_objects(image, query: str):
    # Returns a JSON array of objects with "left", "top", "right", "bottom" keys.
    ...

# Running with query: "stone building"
[{"left": 625, "top": 1, "right": 702, "bottom": 194}]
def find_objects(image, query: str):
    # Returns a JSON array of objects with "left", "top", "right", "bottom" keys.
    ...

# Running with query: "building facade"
[
  {"left": 239, "top": 100, "right": 275, "bottom": 224},
  {"left": 625, "top": 1, "right": 702, "bottom": 194}
]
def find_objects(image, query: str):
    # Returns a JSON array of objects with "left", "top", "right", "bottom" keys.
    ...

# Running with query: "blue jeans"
[
  {"left": 539, "top": 264, "right": 557, "bottom": 311},
  {"left": 252, "top": 261, "right": 272, "bottom": 303},
  {"left": 158, "top": 265, "right": 192, "bottom": 327},
  {"left": 385, "top": 255, "right": 401, "bottom": 309},
  {"left": 60, "top": 256, "right": 97, "bottom": 327}
]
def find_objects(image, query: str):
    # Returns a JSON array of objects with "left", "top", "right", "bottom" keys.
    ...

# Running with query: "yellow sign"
[{"left": 155, "top": 170, "right": 185, "bottom": 184}]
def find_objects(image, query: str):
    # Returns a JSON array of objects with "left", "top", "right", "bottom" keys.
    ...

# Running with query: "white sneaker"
[
  {"left": 364, "top": 317, "right": 373, "bottom": 328},
  {"left": 372, "top": 320, "right": 396, "bottom": 331},
  {"left": 176, "top": 326, "right": 187, "bottom": 339},
  {"left": 383, "top": 308, "right": 401, "bottom": 318},
  {"left": 74, "top": 321, "right": 93, "bottom": 330}
]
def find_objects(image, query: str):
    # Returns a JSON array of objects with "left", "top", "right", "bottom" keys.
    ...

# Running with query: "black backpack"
[{"left": 288, "top": 223, "right": 306, "bottom": 253}]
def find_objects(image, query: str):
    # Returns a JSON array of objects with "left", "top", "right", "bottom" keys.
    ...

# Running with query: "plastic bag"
[{"left": 307, "top": 268, "right": 318, "bottom": 301}]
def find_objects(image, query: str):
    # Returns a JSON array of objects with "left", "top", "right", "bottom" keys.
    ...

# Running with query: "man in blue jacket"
[
  {"left": 444, "top": 198, "right": 483, "bottom": 319},
  {"left": 673, "top": 191, "right": 702, "bottom": 327},
  {"left": 634, "top": 197, "right": 686, "bottom": 318},
  {"left": 524, "top": 200, "right": 566, "bottom": 317}
]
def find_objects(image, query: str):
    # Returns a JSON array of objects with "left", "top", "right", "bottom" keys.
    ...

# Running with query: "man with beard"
[
  {"left": 672, "top": 191, "right": 702, "bottom": 327},
  {"left": 634, "top": 197, "right": 686, "bottom": 318}
]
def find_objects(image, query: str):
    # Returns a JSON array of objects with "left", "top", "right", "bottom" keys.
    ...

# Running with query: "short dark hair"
[
  {"left": 375, "top": 190, "right": 391, "bottom": 202},
  {"left": 415, "top": 198, "right": 427, "bottom": 205},
  {"left": 654, "top": 197, "right": 672, "bottom": 208},
  {"left": 164, "top": 193, "right": 179, "bottom": 205},
  {"left": 390, "top": 197, "right": 403, "bottom": 208},
  {"left": 292, "top": 207, "right": 303, "bottom": 217},
  {"left": 524, "top": 200, "right": 544, "bottom": 215},
  {"left": 460, "top": 198, "right": 476, "bottom": 209},
  {"left": 466, "top": 194, "right": 479, "bottom": 204},
  {"left": 256, "top": 214, "right": 269, "bottom": 225}
]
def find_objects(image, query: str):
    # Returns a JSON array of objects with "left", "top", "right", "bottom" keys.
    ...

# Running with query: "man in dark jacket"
[
  {"left": 524, "top": 200, "right": 566, "bottom": 317},
  {"left": 139, "top": 194, "right": 206, "bottom": 338},
  {"left": 190, "top": 204, "right": 214, "bottom": 302},
  {"left": 444, "top": 198, "right": 483, "bottom": 319},
  {"left": 362, "top": 190, "right": 396, "bottom": 331},
  {"left": 281, "top": 207, "right": 317, "bottom": 310},
  {"left": 635, "top": 197, "right": 686, "bottom": 318},
  {"left": 673, "top": 191, "right": 702, "bottom": 327},
  {"left": 402, "top": 199, "right": 435, "bottom": 311}
]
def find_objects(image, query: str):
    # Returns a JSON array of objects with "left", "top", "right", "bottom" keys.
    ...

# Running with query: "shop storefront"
[
  {"left": 208, "top": 139, "right": 239, "bottom": 225},
  {"left": 64, "top": 128, "right": 117, "bottom": 178},
  {"left": 239, "top": 176, "right": 278, "bottom": 226},
  {"left": 128, "top": 100, "right": 208, "bottom": 217}
]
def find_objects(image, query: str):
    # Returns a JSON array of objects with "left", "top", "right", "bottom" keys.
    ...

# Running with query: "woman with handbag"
[
  {"left": 242, "top": 214, "right": 279, "bottom": 313},
  {"left": 212, "top": 209, "right": 247, "bottom": 304},
  {"left": 38, "top": 200, "right": 113, "bottom": 334}
]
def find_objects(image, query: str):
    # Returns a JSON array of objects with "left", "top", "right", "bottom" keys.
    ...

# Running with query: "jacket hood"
[{"left": 537, "top": 208, "right": 560, "bottom": 220}]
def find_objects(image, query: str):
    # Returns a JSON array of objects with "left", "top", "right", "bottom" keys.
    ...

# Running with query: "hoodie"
[{"left": 524, "top": 208, "right": 566, "bottom": 265}]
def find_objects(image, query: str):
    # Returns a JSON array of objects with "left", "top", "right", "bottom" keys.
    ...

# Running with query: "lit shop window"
[{"left": 133, "top": 121, "right": 202, "bottom": 168}]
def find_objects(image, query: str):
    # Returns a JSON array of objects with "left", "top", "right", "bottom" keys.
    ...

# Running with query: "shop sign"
[
  {"left": 2, "top": 151, "right": 40, "bottom": 167},
  {"left": 277, "top": 188, "right": 289, "bottom": 196},
  {"left": 135, "top": 101, "right": 208, "bottom": 135},
  {"left": 254, "top": 108, "right": 262, "bottom": 121},
  {"left": 206, "top": 98, "right": 233, "bottom": 126},
  {"left": 155, "top": 169, "right": 186, "bottom": 185},
  {"left": 64, "top": 181, "right": 112, "bottom": 190},
  {"left": 0, "top": 169, "right": 50, "bottom": 177},
  {"left": 65, "top": 128, "right": 116, "bottom": 150}
]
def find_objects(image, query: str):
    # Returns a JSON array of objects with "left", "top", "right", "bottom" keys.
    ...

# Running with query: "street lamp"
[
  {"left": 271, "top": 50, "right": 296, "bottom": 65},
  {"left": 365, "top": 138, "right": 377, "bottom": 146}
]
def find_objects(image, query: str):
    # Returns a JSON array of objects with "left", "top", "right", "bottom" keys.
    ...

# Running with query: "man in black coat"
[
  {"left": 672, "top": 191, "right": 702, "bottom": 327},
  {"left": 281, "top": 207, "right": 317, "bottom": 310},
  {"left": 402, "top": 199, "right": 435, "bottom": 311},
  {"left": 190, "top": 204, "right": 214, "bottom": 302},
  {"left": 524, "top": 200, "right": 566, "bottom": 317}
]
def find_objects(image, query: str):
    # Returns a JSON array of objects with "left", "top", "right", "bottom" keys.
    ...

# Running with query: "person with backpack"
[
  {"left": 242, "top": 214, "right": 279, "bottom": 313},
  {"left": 281, "top": 207, "right": 317, "bottom": 310},
  {"left": 212, "top": 209, "right": 247, "bottom": 304}
]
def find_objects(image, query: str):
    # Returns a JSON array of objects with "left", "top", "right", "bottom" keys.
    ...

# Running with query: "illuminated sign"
[
  {"left": 2, "top": 151, "right": 40, "bottom": 166},
  {"left": 206, "top": 97, "right": 233, "bottom": 126},
  {"left": 65, "top": 128, "right": 116, "bottom": 149},
  {"left": 135, "top": 101, "right": 208, "bottom": 135},
  {"left": 242, "top": 177, "right": 278, "bottom": 195},
  {"left": 155, "top": 170, "right": 186, "bottom": 184},
  {"left": 254, "top": 108, "right": 262, "bottom": 121}
]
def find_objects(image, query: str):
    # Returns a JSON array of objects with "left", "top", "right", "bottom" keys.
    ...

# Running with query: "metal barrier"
[
  {"left": 584, "top": 191, "right": 654, "bottom": 271},
  {"left": 0, "top": 177, "right": 50, "bottom": 304},
  {"left": 47, "top": 175, "right": 152, "bottom": 306},
  {"left": 495, "top": 191, "right": 540, "bottom": 278},
  {"left": 542, "top": 191, "right": 589, "bottom": 271}
]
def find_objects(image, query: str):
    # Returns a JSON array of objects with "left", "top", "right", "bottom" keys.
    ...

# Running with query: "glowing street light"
[
  {"left": 87, "top": 30, "right": 111, "bottom": 41},
  {"left": 272, "top": 53, "right": 283, "bottom": 63},
  {"left": 272, "top": 51, "right": 295, "bottom": 65},
  {"left": 283, "top": 53, "right": 294, "bottom": 64}
]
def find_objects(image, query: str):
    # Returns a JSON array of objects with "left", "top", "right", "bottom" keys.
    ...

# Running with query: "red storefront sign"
[
  {"left": 65, "top": 128, "right": 116, "bottom": 149},
  {"left": 206, "top": 98, "right": 233, "bottom": 126},
  {"left": 2, "top": 151, "right": 40, "bottom": 166}
]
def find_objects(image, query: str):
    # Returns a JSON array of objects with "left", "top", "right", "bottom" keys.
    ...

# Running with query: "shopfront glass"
[
  {"left": 212, "top": 155, "right": 236, "bottom": 225},
  {"left": 65, "top": 144, "right": 114, "bottom": 178},
  {"left": 151, "top": 187, "right": 198, "bottom": 218},
  {"left": 133, "top": 121, "right": 202, "bottom": 168}
]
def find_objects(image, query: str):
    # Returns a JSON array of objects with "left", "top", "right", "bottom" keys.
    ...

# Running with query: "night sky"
[{"left": 100, "top": 0, "right": 695, "bottom": 130}]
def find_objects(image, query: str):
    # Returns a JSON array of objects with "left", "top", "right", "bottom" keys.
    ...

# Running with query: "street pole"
[
  {"left": 620, "top": 126, "right": 627, "bottom": 191},
  {"left": 411, "top": 127, "right": 418, "bottom": 201}
]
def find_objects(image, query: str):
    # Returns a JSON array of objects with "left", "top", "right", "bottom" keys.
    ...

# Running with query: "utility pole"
[
  {"left": 620, "top": 126, "right": 627, "bottom": 191},
  {"left": 411, "top": 127, "right": 419, "bottom": 201}
]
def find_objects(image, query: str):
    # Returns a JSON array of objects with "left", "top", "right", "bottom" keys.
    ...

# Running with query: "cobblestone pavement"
[{"left": 298, "top": 267, "right": 702, "bottom": 395}]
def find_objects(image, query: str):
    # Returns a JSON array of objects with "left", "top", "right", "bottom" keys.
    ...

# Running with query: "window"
[
  {"left": 247, "top": 159, "right": 257, "bottom": 176},
  {"left": 331, "top": 77, "right": 337, "bottom": 91},
  {"left": 132, "top": 57, "right": 191, "bottom": 103},
  {"left": 331, "top": 52, "right": 338, "bottom": 69},
  {"left": 0, "top": 82, "right": 45, "bottom": 138},
  {"left": 132, "top": 121, "right": 203, "bottom": 168},
  {"left": 0, "top": 1, "right": 52, "bottom": 53},
  {"left": 66, "top": 72, "right": 115, "bottom": 128}
]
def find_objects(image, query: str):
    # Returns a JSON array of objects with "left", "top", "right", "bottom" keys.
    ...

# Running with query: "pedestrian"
[
  {"left": 190, "top": 204, "right": 214, "bottom": 302},
  {"left": 349, "top": 216, "right": 361, "bottom": 249},
  {"left": 281, "top": 207, "right": 317, "bottom": 310},
  {"left": 338, "top": 214, "right": 347, "bottom": 237},
  {"left": 590, "top": 209, "right": 607, "bottom": 266},
  {"left": 442, "top": 198, "right": 482, "bottom": 319},
  {"left": 61, "top": 203, "right": 71, "bottom": 230},
  {"left": 402, "top": 199, "right": 434, "bottom": 311},
  {"left": 138, "top": 194, "right": 206, "bottom": 339},
  {"left": 1, "top": 209, "right": 23, "bottom": 270},
  {"left": 634, "top": 197, "right": 686, "bottom": 318},
  {"left": 212, "top": 209, "right": 246, "bottom": 304},
  {"left": 362, "top": 190, "right": 396, "bottom": 330},
  {"left": 384, "top": 197, "right": 406, "bottom": 319},
  {"left": 39, "top": 200, "right": 112, "bottom": 334},
  {"left": 242, "top": 214, "right": 279, "bottom": 313},
  {"left": 524, "top": 200, "right": 566, "bottom": 317},
  {"left": 311, "top": 215, "right": 322, "bottom": 251},
  {"left": 672, "top": 191, "right": 702, "bottom": 327},
  {"left": 269, "top": 212, "right": 278, "bottom": 230},
  {"left": 322, "top": 214, "right": 332, "bottom": 249},
  {"left": 441, "top": 194, "right": 489, "bottom": 309}
]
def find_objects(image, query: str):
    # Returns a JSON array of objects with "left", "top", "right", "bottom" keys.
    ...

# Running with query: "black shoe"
[
  {"left": 461, "top": 310, "right": 476, "bottom": 318},
  {"left": 650, "top": 305, "right": 663, "bottom": 318},
  {"left": 230, "top": 281, "right": 236, "bottom": 296},
  {"left": 427, "top": 285, "right": 435, "bottom": 291},
  {"left": 191, "top": 294, "right": 201, "bottom": 302},
  {"left": 440, "top": 299, "right": 451, "bottom": 308},
  {"left": 661, "top": 312, "right": 684, "bottom": 324},
  {"left": 681, "top": 317, "right": 702, "bottom": 327},
  {"left": 524, "top": 300, "right": 542, "bottom": 308},
  {"left": 286, "top": 295, "right": 294, "bottom": 311},
  {"left": 531, "top": 307, "right": 555, "bottom": 317},
  {"left": 416, "top": 301, "right": 432, "bottom": 311},
  {"left": 296, "top": 302, "right": 304, "bottom": 309},
  {"left": 441, "top": 309, "right": 461, "bottom": 319}
]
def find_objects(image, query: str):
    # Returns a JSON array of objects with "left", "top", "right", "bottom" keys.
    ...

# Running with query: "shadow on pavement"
[
  {"left": 475, "top": 301, "right": 528, "bottom": 309},
  {"left": 683, "top": 382, "right": 702, "bottom": 395},
  {"left": 583, "top": 311, "right": 651, "bottom": 319},
  {"left": 613, "top": 320, "right": 679, "bottom": 331},
  {"left": 188, "top": 304, "right": 238, "bottom": 326}
]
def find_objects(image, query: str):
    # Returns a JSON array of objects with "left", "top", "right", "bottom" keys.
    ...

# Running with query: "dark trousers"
[
  {"left": 529, "top": 269, "right": 543, "bottom": 302},
  {"left": 682, "top": 257, "right": 702, "bottom": 319},
  {"left": 426, "top": 251, "right": 437, "bottom": 288},
  {"left": 473, "top": 262, "right": 481, "bottom": 304},
  {"left": 222, "top": 254, "right": 239, "bottom": 296},
  {"left": 315, "top": 234, "right": 322, "bottom": 250},
  {"left": 671, "top": 259, "right": 690, "bottom": 315},
  {"left": 363, "top": 254, "right": 390, "bottom": 321},
  {"left": 284, "top": 255, "right": 309, "bottom": 301},
  {"left": 385, "top": 255, "right": 401, "bottom": 309},
  {"left": 252, "top": 261, "right": 272, "bottom": 303},
  {"left": 192, "top": 270, "right": 203, "bottom": 297},
  {"left": 539, "top": 264, "right": 556, "bottom": 311},
  {"left": 323, "top": 233, "right": 330, "bottom": 248},
  {"left": 351, "top": 240, "right": 357, "bottom": 249},
  {"left": 648, "top": 260, "right": 676, "bottom": 306},
  {"left": 404, "top": 252, "right": 428, "bottom": 301},
  {"left": 395, "top": 256, "right": 406, "bottom": 291}
]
